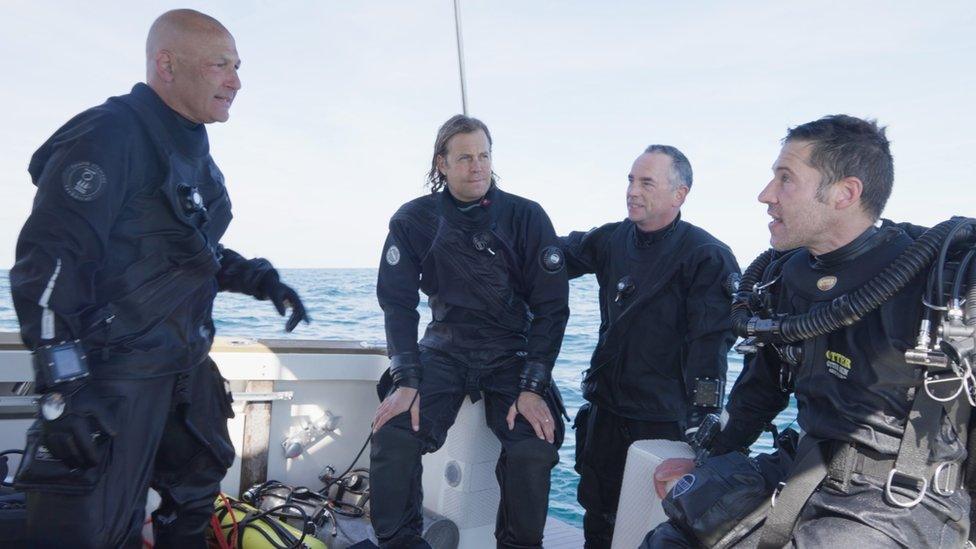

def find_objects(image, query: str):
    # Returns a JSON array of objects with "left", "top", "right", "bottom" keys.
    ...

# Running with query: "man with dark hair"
[
  {"left": 561, "top": 145, "right": 739, "bottom": 548},
  {"left": 10, "top": 9, "right": 307, "bottom": 547},
  {"left": 370, "top": 114, "right": 570, "bottom": 548},
  {"left": 647, "top": 114, "right": 971, "bottom": 547}
]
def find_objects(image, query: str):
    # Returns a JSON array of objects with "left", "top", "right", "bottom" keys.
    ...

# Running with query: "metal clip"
[
  {"left": 770, "top": 481, "right": 786, "bottom": 507},
  {"left": 932, "top": 462, "right": 957, "bottom": 496},
  {"left": 923, "top": 369, "right": 967, "bottom": 403},
  {"left": 884, "top": 469, "right": 927, "bottom": 508}
]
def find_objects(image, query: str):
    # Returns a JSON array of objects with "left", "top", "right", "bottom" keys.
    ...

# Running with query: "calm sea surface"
[{"left": 0, "top": 268, "right": 795, "bottom": 527}]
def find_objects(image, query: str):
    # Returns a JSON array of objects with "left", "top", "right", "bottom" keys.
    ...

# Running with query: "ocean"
[{"left": 0, "top": 268, "right": 796, "bottom": 527}]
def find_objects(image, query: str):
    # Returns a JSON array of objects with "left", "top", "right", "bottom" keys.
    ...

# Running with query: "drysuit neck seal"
[
  {"left": 634, "top": 213, "right": 681, "bottom": 248},
  {"left": 810, "top": 225, "right": 881, "bottom": 270}
]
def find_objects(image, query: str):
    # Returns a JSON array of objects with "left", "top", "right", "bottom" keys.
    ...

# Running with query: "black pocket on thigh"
[
  {"left": 14, "top": 417, "right": 115, "bottom": 495},
  {"left": 211, "top": 360, "right": 235, "bottom": 420},
  {"left": 574, "top": 403, "right": 592, "bottom": 472},
  {"left": 195, "top": 361, "right": 236, "bottom": 468}
]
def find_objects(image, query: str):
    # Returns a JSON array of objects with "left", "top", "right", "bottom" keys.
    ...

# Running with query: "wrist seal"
[
  {"left": 518, "top": 361, "right": 550, "bottom": 396},
  {"left": 32, "top": 340, "right": 89, "bottom": 392},
  {"left": 390, "top": 353, "right": 422, "bottom": 389}
]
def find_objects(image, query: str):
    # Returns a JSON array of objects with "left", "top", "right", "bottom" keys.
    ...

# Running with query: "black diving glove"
[
  {"left": 259, "top": 272, "right": 310, "bottom": 332},
  {"left": 38, "top": 380, "right": 117, "bottom": 469}
]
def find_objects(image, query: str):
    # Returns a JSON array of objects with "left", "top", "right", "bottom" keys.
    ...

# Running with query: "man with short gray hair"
[{"left": 560, "top": 145, "right": 739, "bottom": 548}]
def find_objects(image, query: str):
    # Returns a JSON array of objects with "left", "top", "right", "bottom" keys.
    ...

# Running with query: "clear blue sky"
[{"left": 2, "top": 1, "right": 974, "bottom": 268}]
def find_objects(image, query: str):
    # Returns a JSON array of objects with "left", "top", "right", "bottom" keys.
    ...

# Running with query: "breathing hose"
[{"left": 733, "top": 217, "right": 976, "bottom": 344}]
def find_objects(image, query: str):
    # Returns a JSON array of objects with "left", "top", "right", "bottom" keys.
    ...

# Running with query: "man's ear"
[
  {"left": 673, "top": 185, "right": 689, "bottom": 207},
  {"left": 435, "top": 155, "right": 446, "bottom": 176},
  {"left": 154, "top": 50, "right": 176, "bottom": 83},
  {"left": 832, "top": 176, "right": 863, "bottom": 211}
]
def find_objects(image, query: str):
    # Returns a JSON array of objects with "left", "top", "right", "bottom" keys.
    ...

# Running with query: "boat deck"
[
  {"left": 324, "top": 513, "right": 583, "bottom": 548},
  {"left": 544, "top": 517, "right": 585, "bottom": 548}
]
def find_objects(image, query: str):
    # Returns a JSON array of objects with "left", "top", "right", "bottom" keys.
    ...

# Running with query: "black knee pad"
[{"left": 506, "top": 437, "right": 558, "bottom": 470}]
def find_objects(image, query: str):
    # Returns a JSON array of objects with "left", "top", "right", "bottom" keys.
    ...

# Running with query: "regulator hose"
[
  {"left": 733, "top": 217, "right": 976, "bottom": 344},
  {"left": 729, "top": 249, "right": 776, "bottom": 316}
]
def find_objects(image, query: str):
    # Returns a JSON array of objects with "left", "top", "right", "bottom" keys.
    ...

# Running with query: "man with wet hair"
[
  {"left": 561, "top": 144, "right": 739, "bottom": 548},
  {"left": 10, "top": 9, "right": 307, "bottom": 547},
  {"left": 647, "top": 115, "right": 971, "bottom": 547},
  {"left": 371, "top": 114, "right": 570, "bottom": 548}
]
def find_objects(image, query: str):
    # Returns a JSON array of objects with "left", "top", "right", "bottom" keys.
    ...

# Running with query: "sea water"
[{"left": 0, "top": 268, "right": 796, "bottom": 527}]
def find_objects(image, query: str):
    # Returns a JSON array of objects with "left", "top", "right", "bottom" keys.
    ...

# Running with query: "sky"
[{"left": 1, "top": 0, "right": 974, "bottom": 268}]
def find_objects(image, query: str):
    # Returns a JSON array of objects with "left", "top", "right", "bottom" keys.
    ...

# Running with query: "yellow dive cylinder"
[{"left": 209, "top": 494, "right": 328, "bottom": 549}]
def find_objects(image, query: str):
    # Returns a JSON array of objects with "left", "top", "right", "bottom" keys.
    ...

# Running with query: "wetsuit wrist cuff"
[
  {"left": 518, "top": 362, "right": 550, "bottom": 396},
  {"left": 710, "top": 424, "right": 752, "bottom": 456},
  {"left": 391, "top": 353, "right": 422, "bottom": 389}
]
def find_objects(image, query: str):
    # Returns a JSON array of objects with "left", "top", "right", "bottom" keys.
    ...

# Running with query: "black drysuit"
[
  {"left": 650, "top": 225, "right": 970, "bottom": 547},
  {"left": 10, "top": 83, "right": 278, "bottom": 548},
  {"left": 371, "top": 185, "right": 569, "bottom": 548},
  {"left": 561, "top": 217, "right": 739, "bottom": 548}
]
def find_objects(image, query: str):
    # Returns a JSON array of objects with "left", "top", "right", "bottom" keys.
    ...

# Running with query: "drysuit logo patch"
[
  {"left": 62, "top": 162, "right": 107, "bottom": 202},
  {"left": 671, "top": 473, "right": 696, "bottom": 498},
  {"left": 817, "top": 276, "right": 838, "bottom": 291},
  {"left": 386, "top": 245, "right": 401, "bottom": 266},
  {"left": 825, "top": 350, "right": 852, "bottom": 380},
  {"left": 540, "top": 246, "right": 564, "bottom": 273}
]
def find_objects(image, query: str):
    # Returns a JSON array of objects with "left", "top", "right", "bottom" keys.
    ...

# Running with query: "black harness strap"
[
  {"left": 757, "top": 436, "right": 829, "bottom": 549},
  {"left": 889, "top": 383, "right": 969, "bottom": 505}
]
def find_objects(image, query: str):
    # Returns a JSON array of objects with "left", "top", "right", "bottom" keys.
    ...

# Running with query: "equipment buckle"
[
  {"left": 769, "top": 481, "right": 786, "bottom": 508},
  {"left": 923, "top": 369, "right": 966, "bottom": 403},
  {"left": 884, "top": 469, "right": 927, "bottom": 508},
  {"left": 932, "top": 462, "right": 957, "bottom": 496}
]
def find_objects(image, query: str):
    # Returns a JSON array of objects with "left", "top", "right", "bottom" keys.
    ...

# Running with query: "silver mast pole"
[{"left": 453, "top": 0, "right": 469, "bottom": 115}]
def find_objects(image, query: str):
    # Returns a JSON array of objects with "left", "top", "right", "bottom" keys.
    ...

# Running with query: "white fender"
[{"left": 611, "top": 439, "right": 695, "bottom": 549}]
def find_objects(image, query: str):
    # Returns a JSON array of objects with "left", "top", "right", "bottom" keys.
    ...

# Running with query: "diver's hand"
[
  {"left": 653, "top": 458, "right": 695, "bottom": 499},
  {"left": 506, "top": 391, "right": 555, "bottom": 443},
  {"left": 265, "top": 280, "right": 310, "bottom": 332},
  {"left": 372, "top": 387, "right": 420, "bottom": 433}
]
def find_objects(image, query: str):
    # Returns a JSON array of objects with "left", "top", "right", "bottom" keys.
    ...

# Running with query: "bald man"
[{"left": 10, "top": 9, "right": 307, "bottom": 547}]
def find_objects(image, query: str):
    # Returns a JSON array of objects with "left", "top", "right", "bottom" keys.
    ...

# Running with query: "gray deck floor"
[
  {"left": 544, "top": 517, "right": 585, "bottom": 548},
  {"left": 328, "top": 514, "right": 584, "bottom": 548}
]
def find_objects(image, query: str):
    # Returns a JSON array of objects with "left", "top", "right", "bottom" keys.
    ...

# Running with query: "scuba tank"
[{"left": 209, "top": 493, "right": 328, "bottom": 549}]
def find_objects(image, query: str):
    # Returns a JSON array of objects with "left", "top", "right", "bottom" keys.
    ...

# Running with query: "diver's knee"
[
  {"left": 507, "top": 437, "right": 558, "bottom": 469},
  {"left": 371, "top": 424, "right": 424, "bottom": 461}
]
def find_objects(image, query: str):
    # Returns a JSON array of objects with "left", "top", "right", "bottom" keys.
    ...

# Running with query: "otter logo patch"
[
  {"left": 540, "top": 246, "right": 564, "bottom": 273},
  {"left": 386, "top": 245, "right": 401, "bottom": 266},
  {"left": 62, "top": 162, "right": 107, "bottom": 202},
  {"left": 671, "top": 473, "right": 696, "bottom": 498},
  {"left": 817, "top": 276, "right": 838, "bottom": 292},
  {"left": 825, "top": 349, "right": 852, "bottom": 380}
]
